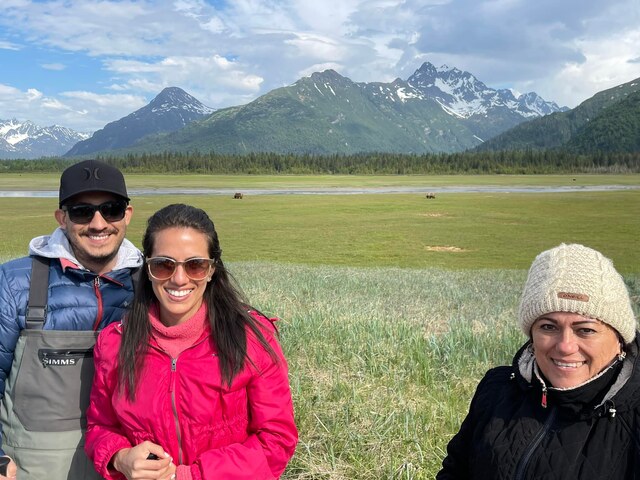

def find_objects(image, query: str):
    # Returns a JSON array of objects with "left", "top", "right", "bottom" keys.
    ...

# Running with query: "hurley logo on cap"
[
  {"left": 557, "top": 292, "right": 590, "bottom": 302},
  {"left": 82, "top": 165, "right": 103, "bottom": 181}
]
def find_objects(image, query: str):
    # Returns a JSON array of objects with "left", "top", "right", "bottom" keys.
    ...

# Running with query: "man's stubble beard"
[{"left": 67, "top": 229, "right": 123, "bottom": 272}]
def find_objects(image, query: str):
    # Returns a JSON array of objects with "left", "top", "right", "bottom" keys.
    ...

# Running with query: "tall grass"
[
  {"left": 231, "top": 262, "right": 531, "bottom": 479},
  {"left": 1, "top": 251, "right": 633, "bottom": 477}
]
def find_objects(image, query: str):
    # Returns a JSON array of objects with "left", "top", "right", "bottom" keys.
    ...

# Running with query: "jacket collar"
[{"left": 513, "top": 335, "right": 640, "bottom": 415}]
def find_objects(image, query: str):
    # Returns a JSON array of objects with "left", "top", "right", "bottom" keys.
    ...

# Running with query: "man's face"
[{"left": 55, "top": 192, "right": 133, "bottom": 274}]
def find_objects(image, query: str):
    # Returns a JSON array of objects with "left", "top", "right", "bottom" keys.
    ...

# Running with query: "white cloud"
[
  {"left": 25, "top": 88, "right": 43, "bottom": 101},
  {"left": 289, "top": 0, "right": 362, "bottom": 34},
  {"left": 0, "top": 40, "right": 21, "bottom": 50},
  {"left": 40, "top": 97, "right": 74, "bottom": 111},
  {"left": 123, "top": 78, "right": 166, "bottom": 94},
  {"left": 0, "top": 82, "right": 147, "bottom": 131},
  {"left": 107, "top": 83, "right": 129, "bottom": 91},
  {"left": 284, "top": 33, "right": 348, "bottom": 62},
  {"left": 61, "top": 91, "right": 146, "bottom": 108},
  {"left": 41, "top": 63, "right": 65, "bottom": 71},
  {"left": 529, "top": 30, "right": 640, "bottom": 107},
  {"left": 103, "top": 54, "right": 263, "bottom": 106},
  {"left": 0, "top": 83, "right": 25, "bottom": 97}
]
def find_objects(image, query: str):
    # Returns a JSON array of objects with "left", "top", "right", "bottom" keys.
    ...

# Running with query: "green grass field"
[
  {"left": 1, "top": 188, "right": 639, "bottom": 272},
  {"left": 1, "top": 172, "right": 640, "bottom": 190},
  {"left": 1, "top": 174, "right": 639, "bottom": 478}
]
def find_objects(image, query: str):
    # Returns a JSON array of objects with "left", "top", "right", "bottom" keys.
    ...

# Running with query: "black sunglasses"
[
  {"left": 146, "top": 257, "right": 216, "bottom": 281},
  {"left": 62, "top": 200, "right": 128, "bottom": 224}
]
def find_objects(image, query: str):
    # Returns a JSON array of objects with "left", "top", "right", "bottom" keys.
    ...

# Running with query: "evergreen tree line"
[{"left": 1, "top": 150, "right": 639, "bottom": 174}]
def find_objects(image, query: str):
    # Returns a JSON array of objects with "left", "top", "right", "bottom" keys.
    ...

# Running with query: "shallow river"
[{"left": 1, "top": 184, "right": 639, "bottom": 197}]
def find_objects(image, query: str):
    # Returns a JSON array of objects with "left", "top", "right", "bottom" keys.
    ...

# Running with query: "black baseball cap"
[{"left": 59, "top": 160, "right": 130, "bottom": 207}]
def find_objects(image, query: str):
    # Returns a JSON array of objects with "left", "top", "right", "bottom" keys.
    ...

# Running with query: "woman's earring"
[{"left": 618, "top": 349, "right": 626, "bottom": 362}]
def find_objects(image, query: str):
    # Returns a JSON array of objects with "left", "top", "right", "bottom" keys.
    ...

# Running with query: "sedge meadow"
[{"left": 1, "top": 174, "right": 639, "bottom": 479}]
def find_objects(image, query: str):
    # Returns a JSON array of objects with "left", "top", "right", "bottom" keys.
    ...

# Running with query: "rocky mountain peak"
[
  {"left": 407, "top": 61, "right": 565, "bottom": 119},
  {"left": 145, "top": 86, "right": 214, "bottom": 115},
  {"left": 0, "top": 118, "right": 89, "bottom": 159}
]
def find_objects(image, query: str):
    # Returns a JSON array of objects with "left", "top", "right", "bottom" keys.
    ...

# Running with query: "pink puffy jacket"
[{"left": 85, "top": 311, "right": 298, "bottom": 480}]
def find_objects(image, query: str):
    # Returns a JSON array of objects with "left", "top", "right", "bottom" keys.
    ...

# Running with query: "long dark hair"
[{"left": 118, "top": 203, "right": 276, "bottom": 400}]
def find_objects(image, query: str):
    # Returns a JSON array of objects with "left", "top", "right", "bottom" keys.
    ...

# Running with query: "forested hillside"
[
  {"left": 2, "top": 150, "right": 639, "bottom": 175},
  {"left": 475, "top": 77, "right": 640, "bottom": 153},
  {"left": 564, "top": 91, "right": 640, "bottom": 153}
]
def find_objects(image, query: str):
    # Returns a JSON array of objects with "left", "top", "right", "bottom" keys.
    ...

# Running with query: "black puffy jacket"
[{"left": 437, "top": 335, "right": 640, "bottom": 480}]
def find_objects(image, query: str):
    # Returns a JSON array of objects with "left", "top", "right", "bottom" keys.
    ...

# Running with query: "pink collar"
[{"left": 149, "top": 302, "right": 209, "bottom": 358}]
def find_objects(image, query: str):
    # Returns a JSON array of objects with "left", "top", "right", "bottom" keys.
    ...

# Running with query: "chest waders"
[{"left": 0, "top": 257, "right": 102, "bottom": 480}]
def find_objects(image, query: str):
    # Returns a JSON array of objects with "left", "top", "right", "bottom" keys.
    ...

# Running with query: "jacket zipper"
[
  {"left": 170, "top": 357, "right": 184, "bottom": 465},
  {"left": 149, "top": 335, "right": 210, "bottom": 466},
  {"left": 540, "top": 385, "right": 547, "bottom": 408},
  {"left": 513, "top": 406, "right": 557, "bottom": 480},
  {"left": 92, "top": 276, "right": 104, "bottom": 330}
]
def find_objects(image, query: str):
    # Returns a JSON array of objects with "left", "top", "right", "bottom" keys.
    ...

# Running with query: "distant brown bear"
[
  {"left": 425, "top": 193, "right": 436, "bottom": 199},
  {"left": 233, "top": 192, "right": 244, "bottom": 199}
]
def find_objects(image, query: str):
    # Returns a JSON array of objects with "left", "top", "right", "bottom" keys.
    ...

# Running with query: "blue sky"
[{"left": 1, "top": 0, "right": 639, "bottom": 133}]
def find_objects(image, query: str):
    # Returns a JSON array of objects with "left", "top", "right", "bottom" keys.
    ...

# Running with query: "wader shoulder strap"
[{"left": 26, "top": 256, "right": 50, "bottom": 330}]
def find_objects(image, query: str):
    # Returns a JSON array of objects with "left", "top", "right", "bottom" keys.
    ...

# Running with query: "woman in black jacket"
[{"left": 437, "top": 243, "right": 640, "bottom": 480}]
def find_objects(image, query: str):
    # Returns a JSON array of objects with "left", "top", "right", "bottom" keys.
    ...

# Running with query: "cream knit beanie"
[{"left": 518, "top": 243, "right": 637, "bottom": 344}]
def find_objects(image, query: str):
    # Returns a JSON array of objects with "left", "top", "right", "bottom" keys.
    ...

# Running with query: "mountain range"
[
  {"left": 81, "top": 62, "right": 566, "bottom": 157},
  {"left": 11, "top": 61, "right": 637, "bottom": 159},
  {"left": 0, "top": 120, "right": 89, "bottom": 159}
]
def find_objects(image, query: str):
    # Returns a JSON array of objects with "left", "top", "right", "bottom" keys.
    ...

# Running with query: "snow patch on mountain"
[{"left": 396, "top": 87, "right": 421, "bottom": 102}]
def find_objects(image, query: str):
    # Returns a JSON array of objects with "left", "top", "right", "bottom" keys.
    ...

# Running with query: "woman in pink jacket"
[{"left": 85, "top": 203, "right": 297, "bottom": 480}]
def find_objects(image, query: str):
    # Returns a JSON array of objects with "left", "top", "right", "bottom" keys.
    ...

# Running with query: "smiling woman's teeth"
[
  {"left": 553, "top": 360, "right": 584, "bottom": 368},
  {"left": 167, "top": 289, "right": 191, "bottom": 297}
]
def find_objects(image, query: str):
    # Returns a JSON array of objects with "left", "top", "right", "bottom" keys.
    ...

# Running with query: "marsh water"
[{"left": 1, "top": 184, "right": 639, "bottom": 197}]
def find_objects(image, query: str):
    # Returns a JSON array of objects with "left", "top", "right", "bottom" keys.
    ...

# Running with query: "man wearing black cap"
[{"left": 0, "top": 160, "right": 143, "bottom": 479}]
